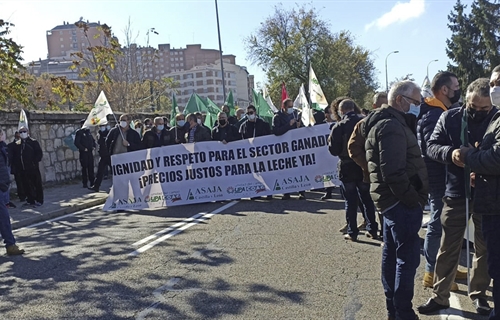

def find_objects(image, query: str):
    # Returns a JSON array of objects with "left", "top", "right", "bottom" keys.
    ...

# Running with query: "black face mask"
[
  {"left": 449, "top": 88, "right": 461, "bottom": 104},
  {"left": 468, "top": 108, "right": 489, "bottom": 123},
  {"left": 219, "top": 119, "right": 227, "bottom": 126}
]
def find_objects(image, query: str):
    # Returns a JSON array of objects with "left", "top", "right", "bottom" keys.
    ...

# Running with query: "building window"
[
  {"left": 175, "top": 58, "right": 178, "bottom": 61},
  {"left": 180, "top": 63, "right": 183, "bottom": 67},
  {"left": 170, "top": 58, "right": 174, "bottom": 61},
  {"left": 59, "top": 31, "right": 63, "bottom": 35},
  {"left": 180, "top": 57, "right": 183, "bottom": 61},
  {"left": 61, "top": 44, "right": 64, "bottom": 48}
]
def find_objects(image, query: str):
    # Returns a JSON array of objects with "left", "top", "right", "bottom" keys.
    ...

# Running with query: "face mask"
[
  {"left": 407, "top": 103, "right": 420, "bottom": 117},
  {"left": 219, "top": 119, "right": 227, "bottom": 126},
  {"left": 20, "top": 132, "right": 28, "bottom": 139},
  {"left": 197, "top": 119, "right": 202, "bottom": 125},
  {"left": 120, "top": 121, "right": 128, "bottom": 128},
  {"left": 449, "top": 88, "right": 461, "bottom": 104},
  {"left": 156, "top": 125, "right": 164, "bottom": 131},
  {"left": 287, "top": 108, "right": 294, "bottom": 114},
  {"left": 177, "top": 120, "right": 185, "bottom": 127},
  {"left": 248, "top": 114, "right": 256, "bottom": 120},
  {"left": 106, "top": 125, "right": 111, "bottom": 130},
  {"left": 491, "top": 86, "right": 500, "bottom": 106},
  {"left": 468, "top": 108, "right": 489, "bottom": 123},
  {"left": 100, "top": 127, "right": 106, "bottom": 132}
]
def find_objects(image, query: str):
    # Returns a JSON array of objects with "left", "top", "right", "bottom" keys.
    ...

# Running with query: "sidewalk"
[{"left": 8, "top": 178, "right": 113, "bottom": 230}]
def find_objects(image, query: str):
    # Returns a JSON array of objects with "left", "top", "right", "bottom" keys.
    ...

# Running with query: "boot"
[{"left": 6, "top": 244, "right": 25, "bottom": 256}]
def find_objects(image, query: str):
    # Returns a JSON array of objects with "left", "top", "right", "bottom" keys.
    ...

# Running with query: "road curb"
[{"left": 11, "top": 196, "right": 108, "bottom": 230}]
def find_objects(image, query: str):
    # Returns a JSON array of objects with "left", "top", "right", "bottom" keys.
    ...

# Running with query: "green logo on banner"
[{"left": 273, "top": 180, "right": 281, "bottom": 191}]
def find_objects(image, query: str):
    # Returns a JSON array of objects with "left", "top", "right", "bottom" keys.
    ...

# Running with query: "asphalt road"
[{"left": 0, "top": 189, "right": 493, "bottom": 319}]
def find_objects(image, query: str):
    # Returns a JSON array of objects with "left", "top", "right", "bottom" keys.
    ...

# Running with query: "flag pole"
[{"left": 462, "top": 108, "right": 471, "bottom": 294}]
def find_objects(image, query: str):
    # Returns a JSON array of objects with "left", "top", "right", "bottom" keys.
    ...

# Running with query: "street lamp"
[
  {"left": 215, "top": 0, "right": 226, "bottom": 103},
  {"left": 427, "top": 59, "right": 439, "bottom": 79},
  {"left": 385, "top": 50, "right": 399, "bottom": 93}
]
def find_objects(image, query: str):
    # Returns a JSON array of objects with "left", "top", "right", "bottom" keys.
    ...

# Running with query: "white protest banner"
[{"left": 103, "top": 124, "right": 340, "bottom": 211}]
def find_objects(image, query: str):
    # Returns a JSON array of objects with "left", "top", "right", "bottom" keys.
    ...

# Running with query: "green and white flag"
[
  {"left": 18, "top": 109, "right": 29, "bottom": 130},
  {"left": 170, "top": 93, "right": 178, "bottom": 127},
  {"left": 263, "top": 86, "right": 278, "bottom": 113},
  {"left": 225, "top": 90, "right": 236, "bottom": 116},
  {"left": 83, "top": 91, "right": 113, "bottom": 128},
  {"left": 294, "top": 84, "right": 315, "bottom": 127},
  {"left": 421, "top": 76, "right": 432, "bottom": 98},
  {"left": 309, "top": 65, "right": 328, "bottom": 111}
]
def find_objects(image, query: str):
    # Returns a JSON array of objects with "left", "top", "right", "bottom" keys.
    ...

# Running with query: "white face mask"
[
  {"left": 20, "top": 132, "right": 28, "bottom": 139},
  {"left": 156, "top": 125, "right": 164, "bottom": 131},
  {"left": 106, "top": 125, "right": 111, "bottom": 130},
  {"left": 491, "top": 86, "right": 500, "bottom": 106},
  {"left": 120, "top": 121, "right": 128, "bottom": 128},
  {"left": 248, "top": 114, "right": 256, "bottom": 120},
  {"left": 287, "top": 108, "right": 294, "bottom": 114},
  {"left": 197, "top": 119, "right": 202, "bottom": 125},
  {"left": 100, "top": 127, "right": 106, "bottom": 132},
  {"left": 177, "top": 120, "right": 186, "bottom": 127}
]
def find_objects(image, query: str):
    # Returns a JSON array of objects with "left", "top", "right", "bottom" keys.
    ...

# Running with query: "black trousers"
[
  {"left": 80, "top": 151, "right": 95, "bottom": 186},
  {"left": 93, "top": 156, "right": 109, "bottom": 189},
  {"left": 13, "top": 172, "right": 25, "bottom": 201},
  {"left": 20, "top": 169, "right": 43, "bottom": 204}
]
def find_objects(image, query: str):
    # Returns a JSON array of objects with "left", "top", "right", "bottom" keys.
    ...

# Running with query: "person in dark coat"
[
  {"left": 0, "top": 129, "right": 24, "bottom": 255},
  {"left": 142, "top": 117, "right": 172, "bottom": 149},
  {"left": 74, "top": 119, "right": 96, "bottom": 188},
  {"left": 7, "top": 131, "right": 24, "bottom": 202},
  {"left": 106, "top": 114, "right": 143, "bottom": 157},
  {"left": 185, "top": 113, "right": 211, "bottom": 143},
  {"left": 328, "top": 99, "right": 378, "bottom": 241},
  {"left": 11, "top": 126, "right": 44, "bottom": 206},
  {"left": 212, "top": 112, "right": 240, "bottom": 143},
  {"left": 454, "top": 65, "right": 500, "bottom": 319},
  {"left": 89, "top": 124, "right": 110, "bottom": 192},
  {"left": 418, "top": 78, "right": 493, "bottom": 316},
  {"left": 273, "top": 98, "right": 306, "bottom": 200},
  {"left": 170, "top": 113, "right": 188, "bottom": 144},
  {"left": 238, "top": 105, "right": 271, "bottom": 139}
]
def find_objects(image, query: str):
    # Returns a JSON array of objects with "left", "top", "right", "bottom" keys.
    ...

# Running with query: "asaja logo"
[
  {"left": 273, "top": 175, "right": 310, "bottom": 190},
  {"left": 187, "top": 186, "right": 223, "bottom": 200}
]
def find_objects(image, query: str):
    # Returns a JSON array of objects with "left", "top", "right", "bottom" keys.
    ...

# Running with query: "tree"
[
  {"left": 0, "top": 19, "right": 33, "bottom": 108},
  {"left": 388, "top": 74, "right": 415, "bottom": 90},
  {"left": 245, "top": 4, "right": 377, "bottom": 108},
  {"left": 446, "top": 0, "right": 500, "bottom": 88}
]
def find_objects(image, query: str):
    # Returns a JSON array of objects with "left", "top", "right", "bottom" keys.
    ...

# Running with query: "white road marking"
[
  {"left": 15, "top": 205, "right": 104, "bottom": 230},
  {"left": 129, "top": 201, "right": 239, "bottom": 256},
  {"left": 440, "top": 293, "right": 465, "bottom": 319}
]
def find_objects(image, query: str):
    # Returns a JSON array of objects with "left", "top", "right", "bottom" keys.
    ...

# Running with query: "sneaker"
[
  {"left": 357, "top": 221, "right": 367, "bottom": 231},
  {"left": 366, "top": 232, "right": 380, "bottom": 240},
  {"left": 344, "top": 234, "right": 357, "bottom": 241},
  {"left": 6, "top": 244, "right": 25, "bottom": 256},
  {"left": 339, "top": 224, "right": 348, "bottom": 233},
  {"left": 472, "top": 298, "right": 491, "bottom": 315},
  {"left": 6, "top": 202, "right": 16, "bottom": 209},
  {"left": 88, "top": 185, "right": 99, "bottom": 192}
]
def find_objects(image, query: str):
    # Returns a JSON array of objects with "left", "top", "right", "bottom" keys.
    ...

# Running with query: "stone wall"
[{"left": 0, "top": 110, "right": 157, "bottom": 185}]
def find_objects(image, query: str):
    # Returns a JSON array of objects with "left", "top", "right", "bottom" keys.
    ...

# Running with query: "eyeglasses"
[{"left": 402, "top": 95, "right": 420, "bottom": 106}]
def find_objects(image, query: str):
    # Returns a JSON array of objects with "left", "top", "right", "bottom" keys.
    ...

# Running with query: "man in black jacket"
[
  {"left": 142, "top": 117, "right": 172, "bottom": 149},
  {"left": 418, "top": 78, "right": 494, "bottom": 315},
  {"left": 12, "top": 126, "right": 44, "bottom": 206},
  {"left": 170, "top": 113, "right": 188, "bottom": 144},
  {"left": 273, "top": 98, "right": 305, "bottom": 200},
  {"left": 238, "top": 105, "right": 271, "bottom": 139},
  {"left": 455, "top": 65, "right": 500, "bottom": 319},
  {"left": 7, "top": 131, "right": 24, "bottom": 202},
  {"left": 89, "top": 124, "right": 109, "bottom": 192},
  {"left": 212, "top": 112, "right": 239, "bottom": 143},
  {"left": 0, "top": 130, "right": 24, "bottom": 255},
  {"left": 365, "top": 81, "right": 429, "bottom": 320},
  {"left": 106, "top": 114, "right": 143, "bottom": 157},
  {"left": 329, "top": 99, "right": 378, "bottom": 241},
  {"left": 417, "top": 72, "right": 466, "bottom": 289},
  {"left": 185, "top": 113, "right": 211, "bottom": 143},
  {"left": 74, "top": 119, "right": 96, "bottom": 188}
]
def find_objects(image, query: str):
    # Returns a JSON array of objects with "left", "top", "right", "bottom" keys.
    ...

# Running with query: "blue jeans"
[
  {"left": 481, "top": 215, "right": 500, "bottom": 320},
  {"left": 423, "top": 190, "right": 445, "bottom": 272},
  {"left": 0, "top": 203, "right": 15, "bottom": 247},
  {"left": 382, "top": 202, "right": 422, "bottom": 320},
  {"left": 341, "top": 180, "right": 378, "bottom": 237}
]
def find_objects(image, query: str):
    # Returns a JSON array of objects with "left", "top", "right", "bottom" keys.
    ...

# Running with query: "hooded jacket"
[
  {"left": 364, "top": 106, "right": 428, "bottom": 211},
  {"left": 416, "top": 97, "right": 448, "bottom": 193}
]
